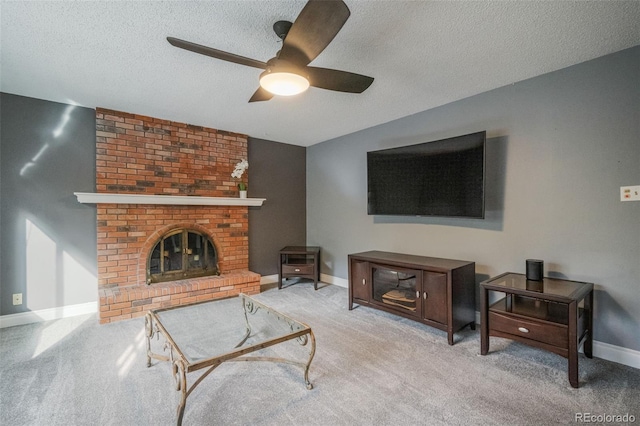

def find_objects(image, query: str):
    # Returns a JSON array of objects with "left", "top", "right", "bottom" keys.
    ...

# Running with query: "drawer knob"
[
  {"left": 294, "top": 268, "right": 301, "bottom": 272},
  {"left": 518, "top": 327, "right": 529, "bottom": 333},
  {"left": 362, "top": 279, "right": 366, "bottom": 286}
]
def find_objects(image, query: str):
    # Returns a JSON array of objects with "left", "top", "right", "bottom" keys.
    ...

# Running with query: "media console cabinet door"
[
  {"left": 351, "top": 259, "right": 370, "bottom": 302},
  {"left": 422, "top": 271, "right": 447, "bottom": 324}
]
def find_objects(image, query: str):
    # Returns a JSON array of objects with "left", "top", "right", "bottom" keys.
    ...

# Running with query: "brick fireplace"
[{"left": 94, "top": 108, "right": 260, "bottom": 324}]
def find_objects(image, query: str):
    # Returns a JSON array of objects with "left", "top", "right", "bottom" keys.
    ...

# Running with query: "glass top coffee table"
[{"left": 144, "top": 294, "right": 316, "bottom": 425}]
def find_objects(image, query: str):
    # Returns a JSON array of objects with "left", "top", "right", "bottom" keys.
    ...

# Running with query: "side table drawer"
[
  {"left": 489, "top": 311, "right": 568, "bottom": 349},
  {"left": 282, "top": 264, "right": 314, "bottom": 276}
]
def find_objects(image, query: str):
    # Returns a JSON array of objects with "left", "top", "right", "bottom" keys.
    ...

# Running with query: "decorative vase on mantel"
[{"left": 238, "top": 182, "right": 247, "bottom": 199}]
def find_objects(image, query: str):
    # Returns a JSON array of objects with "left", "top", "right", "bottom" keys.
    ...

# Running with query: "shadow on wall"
[
  {"left": 474, "top": 272, "right": 491, "bottom": 311},
  {"left": 373, "top": 135, "right": 508, "bottom": 231},
  {"left": 593, "top": 288, "right": 640, "bottom": 349}
]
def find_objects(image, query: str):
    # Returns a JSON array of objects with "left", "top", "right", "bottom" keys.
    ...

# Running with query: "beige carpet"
[{"left": 1, "top": 281, "right": 638, "bottom": 425}]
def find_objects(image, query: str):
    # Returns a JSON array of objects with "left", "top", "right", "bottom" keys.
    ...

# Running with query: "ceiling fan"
[{"left": 167, "top": 0, "right": 374, "bottom": 102}]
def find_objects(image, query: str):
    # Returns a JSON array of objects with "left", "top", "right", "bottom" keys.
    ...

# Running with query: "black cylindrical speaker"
[{"left": 526, "top": 259, "right": 544, "bottom": 281}]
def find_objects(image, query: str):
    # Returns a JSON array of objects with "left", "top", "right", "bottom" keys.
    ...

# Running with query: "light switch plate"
[{"left": 620, "top": 185, "right": 640, "bottom": 202}]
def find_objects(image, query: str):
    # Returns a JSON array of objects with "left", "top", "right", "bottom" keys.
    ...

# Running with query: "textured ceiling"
[{"left": 1, "top": 1, "right": 639, "bottom": 146}]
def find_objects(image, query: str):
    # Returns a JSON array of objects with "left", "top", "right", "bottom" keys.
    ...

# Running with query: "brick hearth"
[
  {"left": 95, "top": 108, "right": 260, "bottom": 323},
  {"left": 98, "top": 271, "right": 260, "bottom": 323}
]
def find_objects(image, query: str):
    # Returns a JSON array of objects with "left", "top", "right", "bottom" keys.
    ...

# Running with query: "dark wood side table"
[
  {"left": 480, "top": 272, "right": 594, "bottom": 388},
  {"left": 279, "top": 246, "right": 321, "bottom": 290}
]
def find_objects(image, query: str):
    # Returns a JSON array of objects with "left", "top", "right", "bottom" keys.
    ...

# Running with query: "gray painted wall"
[
  {"left": 307, "top": 47, "right": 640, "bottom": 351},
  {"left": 248, "top": 137, "right": 306, "bottom": 275},
  {"left": 0, "top": 93, "right": 97, "bottom": 315}
]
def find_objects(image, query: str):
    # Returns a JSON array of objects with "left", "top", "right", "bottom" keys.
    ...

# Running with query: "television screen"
[{"left": 367, "top": 131, "right": 486, "bottom": 218}]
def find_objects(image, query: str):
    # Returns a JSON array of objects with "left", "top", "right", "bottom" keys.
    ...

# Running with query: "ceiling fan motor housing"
[{"left": 262, "top": 58, "right": 308, "bottom": 79}]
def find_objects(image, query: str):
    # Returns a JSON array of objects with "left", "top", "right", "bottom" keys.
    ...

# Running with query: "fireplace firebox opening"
[{"left": 147, "top": 229, "right": 219, "bottom": 284}]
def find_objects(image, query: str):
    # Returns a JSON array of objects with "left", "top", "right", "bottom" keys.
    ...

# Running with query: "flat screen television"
[{"left": 367, "top": 131, "right": 486, "bottom": 218}]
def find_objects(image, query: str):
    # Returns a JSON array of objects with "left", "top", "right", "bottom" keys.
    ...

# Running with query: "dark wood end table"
[
  {"left": 279, "top": 246, "right": 321, "bottom": 290},
  {"left": 480, "top": 272, "right": 594, "bottom": 388}
]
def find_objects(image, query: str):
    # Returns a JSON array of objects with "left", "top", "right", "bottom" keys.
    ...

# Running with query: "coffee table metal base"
[{"left": 144, "top": 294, "right": 316, "bottom": 425}]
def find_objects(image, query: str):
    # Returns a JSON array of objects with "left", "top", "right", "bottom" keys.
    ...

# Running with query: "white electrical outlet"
[
  {"left": 620, "top": 185, "right": 640, "bottom": 202},
  {"left": 13, "top": 293, "right": 23, "bottom": 305}
]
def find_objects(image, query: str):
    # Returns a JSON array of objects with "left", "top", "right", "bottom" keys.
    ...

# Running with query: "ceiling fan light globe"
[{"left": 259, "top": 71, "right": 310, "bottom": 96}]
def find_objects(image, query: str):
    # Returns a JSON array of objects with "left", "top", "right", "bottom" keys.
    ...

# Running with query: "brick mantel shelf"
[{"left": 75, "top": 192, "right": 266, "bottom": 206}]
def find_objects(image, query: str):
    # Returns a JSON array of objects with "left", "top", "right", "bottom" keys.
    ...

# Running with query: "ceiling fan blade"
[
  {"left": 307, "top": 67, "right": 374, "bottom": 93},
  {"left": 248, "top": 87, "right": 274, "bottom": 103},
  {"left": 279, "top": 0, "right": 350, "bottom": 66},
  {"left": 167, "top": 37, "right": 267, "bottom": 69}
]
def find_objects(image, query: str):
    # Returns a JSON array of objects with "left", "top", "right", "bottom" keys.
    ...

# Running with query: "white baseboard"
[
  {"left": 10, "top": 279, "right": 633, "bottom": 369},
  {"left": 591, "top": 340, "right": 640, "bottom": 370},
  {"left": 339, "top": 280, "right": 638, "bottom": 370},
  {"left": 320, "top": 273, "right": 348, "bottom": 288},
  {"left": 473, "top": 311, "right": 639, "bottom": 370},
  {"left": 260, "top": 274, "right": 279, "bottom": 285},
  {"left": 0, "top": 301, "right": 98, "bottom": 329},
  {"left": 259, "top": 273, "right": 349, "bottom": 288}
]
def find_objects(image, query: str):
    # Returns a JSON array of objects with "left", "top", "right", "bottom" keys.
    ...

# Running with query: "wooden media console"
[{"left": 348, "top": 251, "right": 476, "bottom": 345}]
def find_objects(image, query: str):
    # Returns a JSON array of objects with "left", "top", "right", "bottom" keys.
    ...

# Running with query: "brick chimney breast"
[{"left": 95, "top": 109, "right": 259, "bottom": 324}]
